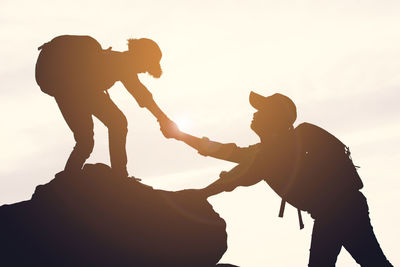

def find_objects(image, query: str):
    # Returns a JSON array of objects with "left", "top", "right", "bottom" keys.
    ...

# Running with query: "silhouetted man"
[
  {"left": 163, "top": 91, "right": 392, "bottom": 266},
  {"left": 35, "top": 35, "right": 173, "bottom": 178}
]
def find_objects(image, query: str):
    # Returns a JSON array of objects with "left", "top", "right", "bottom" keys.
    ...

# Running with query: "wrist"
[
  {"left": 175, "top": 131, "right": 185, "bottom": 141},
  {"left": 157, "top": 114, "right": 169, "bottom": 122}
]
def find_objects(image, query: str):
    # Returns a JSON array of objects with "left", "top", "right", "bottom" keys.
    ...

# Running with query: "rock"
[{"left": 0, "top": 163, "right": 228, "bottom": 267}]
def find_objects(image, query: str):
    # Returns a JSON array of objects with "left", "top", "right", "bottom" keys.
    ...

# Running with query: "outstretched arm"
[
  {"left": 122, "top": 76, "right": 169, "bottom": 121},
  {"left": 172, "top": 131, "right": 253, "bottom": 163},
  {"left": 145, "top": 98, "right": 169, "bottom": 122},
  {"left": 161, "top": 120, "right": 255, "bottom": 163},
  {"left": 201, "top": 152, "right": 264, "bottom": 197}
]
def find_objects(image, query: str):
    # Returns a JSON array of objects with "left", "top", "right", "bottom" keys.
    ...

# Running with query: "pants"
[
  {"left": 55, "top": 91, "right": 128, "bottom": 176},
  {"left": 308, "top": 191, "right": 392, "bottom": 267}
]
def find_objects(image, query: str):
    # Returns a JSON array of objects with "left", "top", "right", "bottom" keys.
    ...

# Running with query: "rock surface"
[{"left": 0, "top": 163, "right": 229, "bottom": 267}]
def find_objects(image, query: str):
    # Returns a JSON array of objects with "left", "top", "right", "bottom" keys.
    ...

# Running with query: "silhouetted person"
[
  {"left": 163, "top": 91, "right": 392, "bottom": 266},
  {"left": 35, "top": 35, "right": 174, "bottom": 177}
]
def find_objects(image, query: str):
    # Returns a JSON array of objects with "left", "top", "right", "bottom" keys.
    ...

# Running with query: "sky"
[{"left": 1, "top": 0, "right": 400, "bottom": 266}]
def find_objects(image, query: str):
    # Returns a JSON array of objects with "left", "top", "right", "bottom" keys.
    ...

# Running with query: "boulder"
[{"left": 0, "top": 163, "right": 229, "bottom": 267}]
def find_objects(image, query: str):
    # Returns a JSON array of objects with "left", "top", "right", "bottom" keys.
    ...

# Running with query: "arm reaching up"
[
  {"left": 159, "top": 116, "right": 264, "bottom": 198},
  {"left": 161, "top": 121, "right": 258, "bottom": 163},
  {"left": 178, "top": 146, "right": 265, "bottom": 198},
  {"left": 202, "top": 150, "right": 264, "bottom": 197}
]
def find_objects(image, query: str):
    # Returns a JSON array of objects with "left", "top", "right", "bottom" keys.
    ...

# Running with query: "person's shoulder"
[
  {"left": 107, "top": 50, "right": 126, "bottom": 63},
  {"left": 244, "top": 143, "right": 262, "bottom": 153},
  {"left": 103, "top": 50, "right": 124, "bottom": 58},
  {"left": 247, "top": 143, "right": 262, "bottom": 149},
  {"left": 229, "top": 142, "right": 261, "bottom": 158},
  {"left": 104, "top": 51, "right": 132, "bottom": 78}
]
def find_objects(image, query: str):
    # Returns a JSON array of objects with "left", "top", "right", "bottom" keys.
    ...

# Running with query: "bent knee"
[
  {"left": 108, "top": 114, "right": 128, "bottom": 133},
  {"left": 74, "top": 136, "right": 94, "bottom": 157}
]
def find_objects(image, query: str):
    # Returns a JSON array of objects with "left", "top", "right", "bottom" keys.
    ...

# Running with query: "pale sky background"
[{"left": 1, "top": 0, "right": 399, "bottom": 266}]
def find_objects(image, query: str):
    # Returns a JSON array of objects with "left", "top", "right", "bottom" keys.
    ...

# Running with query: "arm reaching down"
[
  {"left": 121, "top": 75, "right": 180, "bottom": 139},
  {"left": 176, "top": 133, "right": 253, "bottom": 163},
  {"left": 122, "top": 76, "right": 169, "bottom": 122}
]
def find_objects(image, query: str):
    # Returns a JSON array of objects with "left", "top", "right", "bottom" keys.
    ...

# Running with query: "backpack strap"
[
  {"left": 278, "top": 198, "right": 304, "bottom": 230},
  {"left": 297, "top": 209, "right": 304, "bottom": 230},
  {"left": 278, "top": 198, "right": 286, "bottom": 217}
]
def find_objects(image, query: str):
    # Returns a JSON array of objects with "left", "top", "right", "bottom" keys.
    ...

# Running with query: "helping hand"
[{"left": 159, "top": 118, "right": 182, "bottom": 139}]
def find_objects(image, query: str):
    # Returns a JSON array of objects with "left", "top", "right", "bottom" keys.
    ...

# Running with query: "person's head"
[
  {"left": 249, "top": 91, "right": 297, "bottom": 139},
  {"left": 127, "top": 38, "right": 162, "bottom": 78}
]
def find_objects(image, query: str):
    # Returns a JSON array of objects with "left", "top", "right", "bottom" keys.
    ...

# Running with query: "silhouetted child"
[
  {"left": 163, "top": 91, "right": 392, "bottom": 266},
  {"left": 35, "top": 35, "right": 174, "bottom": 178}
]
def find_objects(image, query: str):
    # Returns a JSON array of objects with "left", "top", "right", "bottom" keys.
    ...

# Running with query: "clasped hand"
[{"left": 158, "top": 117, "right": 182, "bottom": 139}]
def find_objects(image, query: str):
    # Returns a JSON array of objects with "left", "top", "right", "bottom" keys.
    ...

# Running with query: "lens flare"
[{"left": 175, "top": 116, "right": 191, "bottom": 132}]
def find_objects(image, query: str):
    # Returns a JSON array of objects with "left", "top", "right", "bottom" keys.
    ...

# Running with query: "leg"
[
  {"left": 55, "top": 94, "right": 94, "bottom": 173},
  {"left": 90, "top": 92, "right": 128, "bottom": 177},
  {"left": 308, "top": 217, "right": 342, "bottom": 267},
  {"left": 341, "top": 192, "right": 393, "bottom": 267}
]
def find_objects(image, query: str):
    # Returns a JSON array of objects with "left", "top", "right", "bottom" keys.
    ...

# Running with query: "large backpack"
[
  {"left": 35, "top": 35, "right": 105, "bottom": 96},
  {"left": 277, "top": 123, "right": 363, "bottom": 227}
]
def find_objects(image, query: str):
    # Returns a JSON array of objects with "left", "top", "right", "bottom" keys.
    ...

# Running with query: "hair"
[
  {"left": 127, "top": 38, "right": 138, "bottom": 52},
  {"left": 127, "top": 38, "right": 162, "bottom": 78},
  {"left": 127, "top": 38, "right": 162, "bottom": 58}
]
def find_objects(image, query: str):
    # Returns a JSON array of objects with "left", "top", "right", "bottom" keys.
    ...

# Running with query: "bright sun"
[{"left": 175, "top": 116, "right": 191, "bottom": 132}]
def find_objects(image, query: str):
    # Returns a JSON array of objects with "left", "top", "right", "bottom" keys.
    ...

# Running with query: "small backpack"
[
  {"left": 35, "top": 35, "right": 104, "bottom": 96},
  {"left": 278, "top": 123, "right": 363, "bottom": 228}
]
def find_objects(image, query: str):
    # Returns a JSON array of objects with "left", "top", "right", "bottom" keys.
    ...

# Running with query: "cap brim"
[{"left": 249, "top": 91, "right": 266, "bottom": 110}]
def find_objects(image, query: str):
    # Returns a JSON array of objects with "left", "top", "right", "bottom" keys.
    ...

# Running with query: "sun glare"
[{"left": 175, "top": 116, "right": 191, "bottom": 132}]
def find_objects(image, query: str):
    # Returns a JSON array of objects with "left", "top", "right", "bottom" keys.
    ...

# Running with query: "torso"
[{"left": 92, "top": 51, "right": 132, "bottom": 92}]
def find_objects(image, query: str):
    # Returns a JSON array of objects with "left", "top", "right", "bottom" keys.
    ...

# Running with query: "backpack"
[
  {"left": 35, "top": 35, "right": 105, "bottom": 96},
  {"left": 278, "top": 123, "right": 363, "bottom": 228}
]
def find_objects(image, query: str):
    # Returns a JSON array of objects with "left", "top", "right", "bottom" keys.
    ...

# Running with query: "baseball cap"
[{"left": 249, "top": 91, "right": 297, "bottom": 124}]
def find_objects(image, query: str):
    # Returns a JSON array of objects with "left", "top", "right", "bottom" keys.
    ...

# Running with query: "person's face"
[
  {"left": 130, "top": 53, "right": 162, "bottom": 78},
  {"left": 250, "top": 110, "right": 289, "bottom": 137},
  {"left": 251, "top": 111, "right": 267, "bottom": 135}
]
